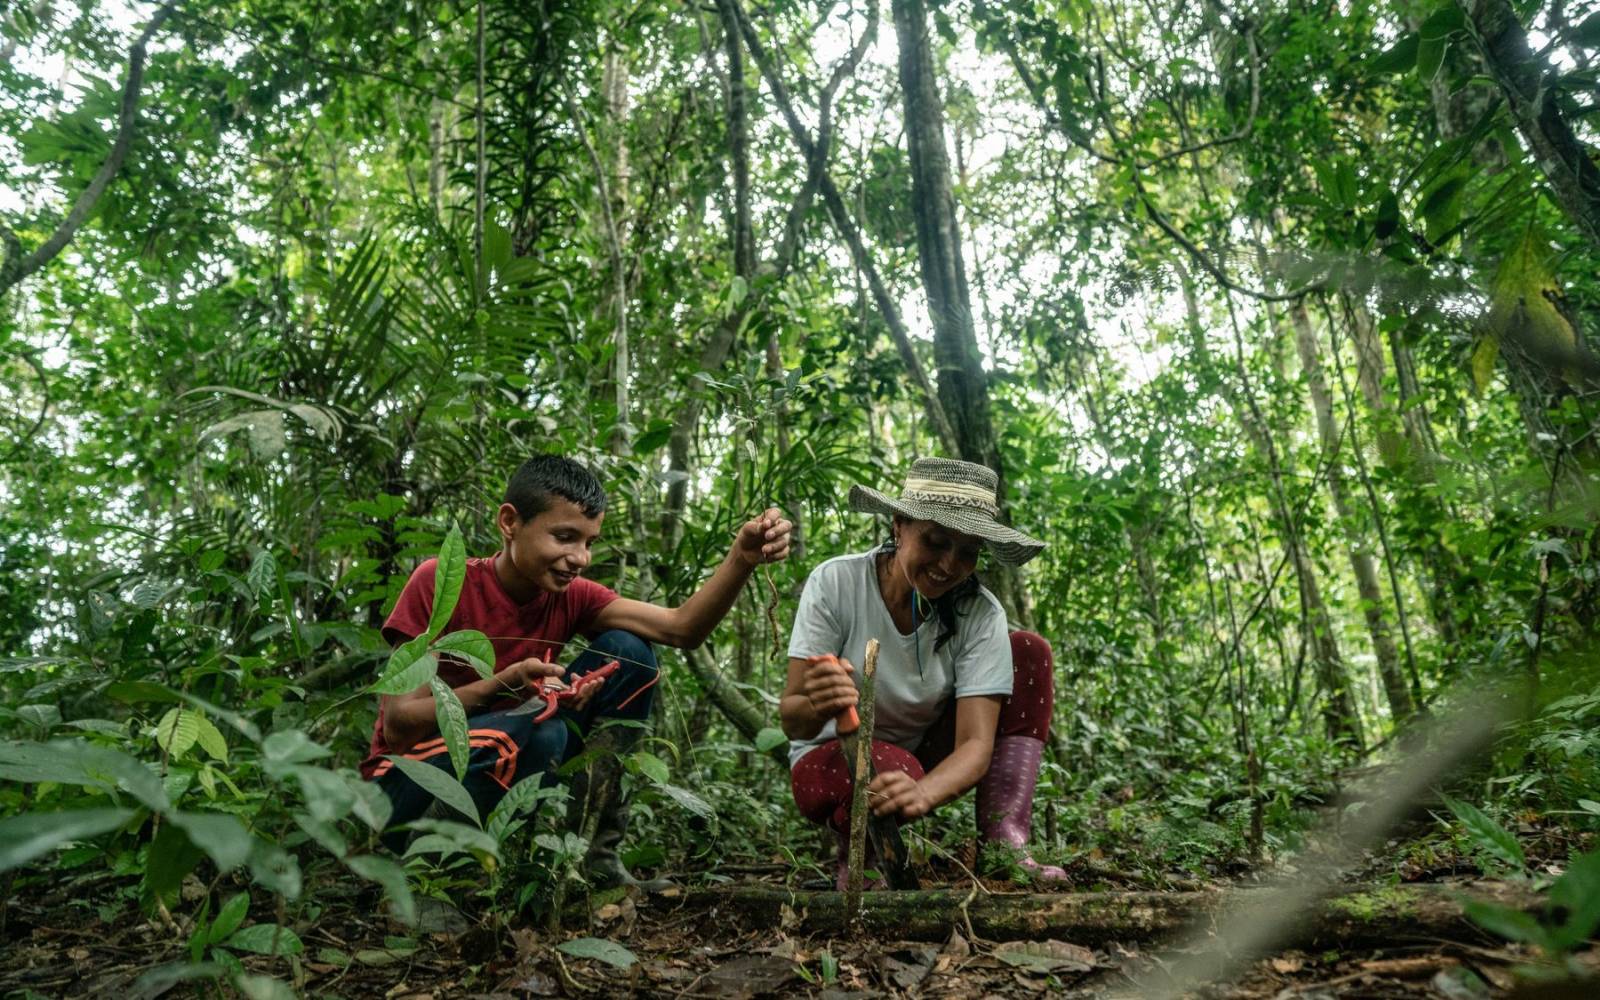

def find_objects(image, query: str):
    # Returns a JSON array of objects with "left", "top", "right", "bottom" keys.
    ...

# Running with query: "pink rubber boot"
[{"left": 978, "top": 735, "right": 1068, "bottom": 883}]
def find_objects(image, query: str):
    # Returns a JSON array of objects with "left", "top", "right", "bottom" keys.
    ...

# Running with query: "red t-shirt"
[{"left": 360, "top": 556, "right": 619, "bottom": 777}]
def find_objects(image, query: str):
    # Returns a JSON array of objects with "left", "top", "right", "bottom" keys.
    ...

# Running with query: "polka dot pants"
[{"left": 790, "top": 631, "right": 1054, "bottom": 830}]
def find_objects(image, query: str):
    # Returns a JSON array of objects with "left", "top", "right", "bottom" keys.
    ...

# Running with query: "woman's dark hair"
[
  {"left": 505, "top": 455, "right": 607, "bottom": 519},
  {"left": 880, "top": 533, "right": 982, "bottom": 653}
]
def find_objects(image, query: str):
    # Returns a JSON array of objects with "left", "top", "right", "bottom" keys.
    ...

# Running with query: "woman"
[{"left": 780, "top": 457, "right": 1064, "bottom": 886}]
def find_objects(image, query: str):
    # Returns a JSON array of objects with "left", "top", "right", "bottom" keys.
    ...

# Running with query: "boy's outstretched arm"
[{"left": 591, "top": 507, "right": 791, "bottom": 649}]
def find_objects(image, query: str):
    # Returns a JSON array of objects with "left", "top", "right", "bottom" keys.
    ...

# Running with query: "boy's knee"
[{"left": 590, "top": 629, "right": 656, "bottom": 674}]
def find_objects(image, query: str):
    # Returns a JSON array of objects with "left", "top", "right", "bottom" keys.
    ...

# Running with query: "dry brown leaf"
[
  {"left": 943, "top": 927, "right": 971, "bottom": 959},
  {"left": 510, "top": 927, "right": 539, "bottom": 962},
  {"left": 594, "top": 903, "right": 621, "bottom": 922},
  {"left": 1270, "top": 956, "right": 1304, "bottom": 974}
]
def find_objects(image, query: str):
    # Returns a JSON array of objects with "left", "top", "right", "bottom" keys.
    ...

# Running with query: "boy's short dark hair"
[{"left": 505, "top": 455, "right": 607, "bottom": 520}]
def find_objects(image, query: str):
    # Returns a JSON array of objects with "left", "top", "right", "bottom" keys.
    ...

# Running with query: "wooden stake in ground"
[{"left": 843, "top": 639, "right": 878, "bottom": 910}]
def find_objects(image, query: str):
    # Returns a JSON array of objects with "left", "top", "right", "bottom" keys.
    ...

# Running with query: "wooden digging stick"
[{"left": 836, "top": 640, "right": 918, "bottom": 899}]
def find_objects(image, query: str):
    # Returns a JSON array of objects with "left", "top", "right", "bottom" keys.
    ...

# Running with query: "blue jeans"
[{"left": 376, "top": 630, "right": 657, "bottom": 839}]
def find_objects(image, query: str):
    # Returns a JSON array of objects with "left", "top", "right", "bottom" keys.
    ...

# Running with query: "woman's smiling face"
[{"left": 893, "top": 516, "right": 983, "bottom": 599}]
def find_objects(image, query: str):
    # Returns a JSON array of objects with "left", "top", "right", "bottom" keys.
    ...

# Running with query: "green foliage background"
[{"left": 3, "top": 0, "right": 1600, "bottom": 988}]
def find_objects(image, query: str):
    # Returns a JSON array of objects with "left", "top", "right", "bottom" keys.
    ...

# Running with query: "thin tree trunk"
[
  {"left": 730, "top": 0, "right": 960, "bottom": 459},
  {"left": 1287, "top": 301, "right": 1414, "bottom": 722},
  {"left": 1178, "top": 267, "right": 1362, "bottom": 747},
  {"left": 891, "top": 0, "right": 1030, "bottom": 625}
]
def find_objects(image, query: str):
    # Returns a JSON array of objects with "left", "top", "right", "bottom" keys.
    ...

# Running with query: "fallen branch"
[{"left": 662, "top": 881, "right": 1541, "bottom": 948}]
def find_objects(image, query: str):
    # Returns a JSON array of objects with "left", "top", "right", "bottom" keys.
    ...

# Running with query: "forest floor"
[{"left": 4, "top": 825, "right": 1596, "bottom": 1000}]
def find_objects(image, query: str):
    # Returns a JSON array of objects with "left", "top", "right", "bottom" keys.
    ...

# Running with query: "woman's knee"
[{"left": 1009, "top": 631, "right": 1054, "bottom": 693}]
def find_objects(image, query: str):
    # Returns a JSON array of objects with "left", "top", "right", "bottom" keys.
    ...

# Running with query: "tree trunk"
[
  {"left": 1178, "top": 268, "right": 1362, "bottom": 747},
  {"left": 665, "top": 2, "right": 755, "bottom": 542},
  {"left": 661, "top": 881, "right": 1541, "bottom": 948},
  {"left": 1287, "top": 301, "right": 1414, "bottom": 722},
  {"left": 1461, "top": 0, "right": 1600, "bottom": 249},
  {"left": 891, "top": 0, "right": 1030, "bottom": 625}
]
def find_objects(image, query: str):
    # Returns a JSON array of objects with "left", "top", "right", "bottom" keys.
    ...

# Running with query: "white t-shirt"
[{"left": 786, "top": 549, "right": 1013, "bottom": 768}]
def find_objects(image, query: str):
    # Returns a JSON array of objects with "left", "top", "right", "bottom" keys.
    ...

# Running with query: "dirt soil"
[{"left": 3, "top": 854, "right": 1596, "bottom": 999}]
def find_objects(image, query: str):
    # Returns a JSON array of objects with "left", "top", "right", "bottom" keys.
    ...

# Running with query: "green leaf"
[
  {"left": 384, "top": 755, "right": 480, "bottom": 826},
  {"left": 556, "top": 936, "right": 637, "bottom": 969},
  {"left": 346, "top": 854, "right": 417, "bottom": 926},
  {"left": 261, "top": 730, "right": 331, "bottom": 771},
  {"left": 632, "top": 418, "right": 674, "bottom": 454},
  {"left": 1546, "top": 850, "right": 1600, "bottom": 950},
  {"left": 193, "top": 717, "right": 229, "bottom": 763},
  {"left": 1572, "top": 11, "right": 1600, "bottom": 48},
  {"left": 1416, "top": 34, "right": 1448, "bottom": 83},
  {"left": 1370, "top": 34, "right": 1418, "bottom": 74},
  {"left": 132, "top": 963, "right": 225, "bottom": 996},
  {"left": 430, "top": 676, "right": 471, "bottom": 782},
  {"left": 156, "top": 707, "right": 201, "bottom": 759},
  {"left": 0, "top": 739, "right": 168, "bottom": 810},
  {"left": 225, "top": 924, "right": 304, "bottom": 956},
  {"left": 631, "top": 751, "right": 669, "bottom": 785},
  {"left": 207, "top": 893, "right": 251, "bottom": 946},
  {"left": 247, "top": 841, "right": 302, "bottom": 899},
  {"left": 1442, "top": 795, "right": 1526, "bottom": 870},
  {"left": 993, "top": 939, "right": 1096, "bottom": 972},
  {"left": 1418, "top": 5, "right": 1466, "bottom": 40},
  {"left": 425, "top": 526, "right": 467, "bottom": 639},
  {"left": 0, "top": 809, "right": 134, "bottom": 873},
  {"left": 370, "top": 636, "right": 437, "bottom": 695},
  {"left": 167, "top": 811, "right": 254, "bottom": 872},
  {"left": 1463, "top": 900, "right": 1549, "bottom": 948},
  {"left": 754, "top": 727, "right": 788, "bottom": 753},
  {"left": 146, "top": 819, "right": 204, "bottom": 897},
  {"left": 656, "top": 783, "right": 714, "bottom": 819},
  {"left": 246, "top": 549, "right": 277, "bottom": 599},
  {"left": 1469, "top": 335, "right": 1499, "bottom": 394},
  {"left": 431, "top": 629, "right": 495, "bottom": 680}
]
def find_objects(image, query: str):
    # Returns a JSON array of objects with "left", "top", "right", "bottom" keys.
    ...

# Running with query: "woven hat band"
[{"left": 901, "top": 477, "right": 999, "bottom": 516}]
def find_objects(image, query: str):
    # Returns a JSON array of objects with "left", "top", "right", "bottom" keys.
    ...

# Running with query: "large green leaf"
[
  {"left": 156, "top": 707, "right": 201, "bottom": 759},
  {"left": 207, "top": 892, "right": 251, "bottom": 946},
  {"left": 430, "top": 676, "right": 470, "bottom": 782},
  {"left": 425, "top": 525, "right": 467, "bottom": 638},
  {"left": 383, "top": 755, "right": 480, "bottom": 826},
  {"left": 0, "top": 809, "right": 135, "bottom": 872},
  {"left": 431, "top": 629, "right": 495, "bottom": 680},
  {"left": 225, "top": 924, "right": 304, "bottom": 956},
  {"left": 345, "top": 854, "right": 417, "bottom": 925},
  {"left": 1441, "top": 795, "right": 1525, "bottom": 871},
  {"left": 167, "top": 811, "right": 254, "bottom": 872},
  {"left": 369, "top": 636, "right": 437, "bottom": 695},
  {"left": 0, "top": 740, "right": 168, "bottom": 810},
  {"left": 556, "top": 937, "right": 637, "bottom": 969},
  {"left": 1546, "top": 849, "right": 1600, "bottom": 950}
]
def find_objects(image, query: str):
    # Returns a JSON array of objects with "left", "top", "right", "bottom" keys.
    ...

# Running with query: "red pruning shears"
[{"left": 509, "top": 658, "right": 621, "bottom": 721}]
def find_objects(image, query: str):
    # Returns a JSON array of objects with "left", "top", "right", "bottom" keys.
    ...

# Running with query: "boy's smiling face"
[{"left": 495, "top": 498, "right": 604, "bottom": 601}]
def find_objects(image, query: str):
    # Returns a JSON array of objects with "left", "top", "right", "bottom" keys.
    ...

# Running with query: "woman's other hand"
[{"left": 868, "top": 770, "right": 934, "bottom": 819}]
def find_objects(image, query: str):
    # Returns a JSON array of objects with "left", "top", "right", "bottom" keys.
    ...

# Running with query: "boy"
[{"left": 361, "top": 455, "right": 791, "bottom": 889}]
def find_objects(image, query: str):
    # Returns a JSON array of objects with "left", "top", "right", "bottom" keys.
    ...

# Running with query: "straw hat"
[{"left": 848, "top": 457, "right": 1045, "bottom": 566}]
